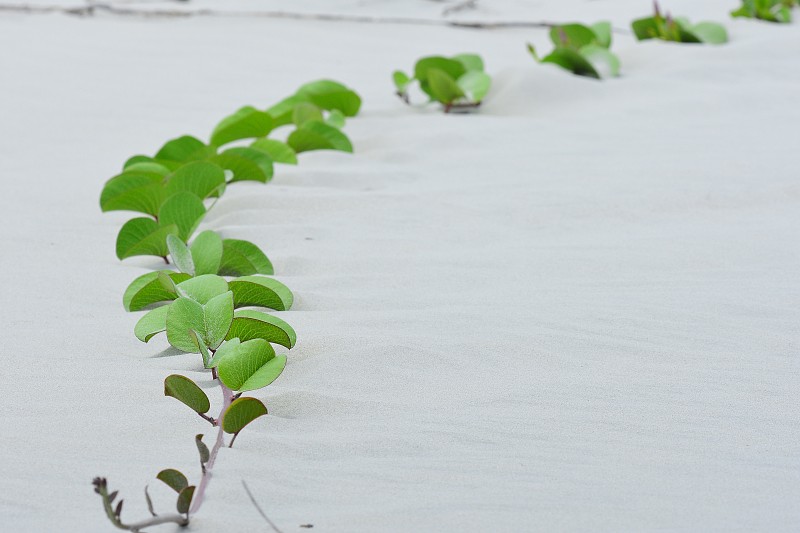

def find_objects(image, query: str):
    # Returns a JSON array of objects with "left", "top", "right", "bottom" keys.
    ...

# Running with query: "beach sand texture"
[{"left": 0, "top": 1, "right": 799, "bottom": 531}]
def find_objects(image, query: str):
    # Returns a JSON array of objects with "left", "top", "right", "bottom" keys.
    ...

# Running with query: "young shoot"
[
  {"left": 632, "top": 2, "right": 729, "bottom": 44},
  {"left": 393, "top": 54, "right": 491, "bottom": 113},
  {"left": 528, "top": 22, "right": 620, "bottom": 79}
]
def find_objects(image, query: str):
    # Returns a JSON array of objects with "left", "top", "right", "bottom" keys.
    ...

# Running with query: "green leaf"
[
  {"left": 191, "top": 330, "right": 212, "bottom": 367},
  {"left": 176, "top": 485, "right": 195, "bottom": 515},
  {"left": 164, "top": 161, "right": 226, "bottom": 200},
  {"left": 229, "top": 276, "right": 294, "bottom": 311},
  {"left": 292, "top": 102, "right": 324, "bottom": 127},
  {"left": 167, "top": 234, "right": 195, "bottom": 275},
  {"left": 159, "top": 192, "right": 206, "bottom": 242},
  {"left": 124, "top": 161, "right": 171, "bottom": 177},
  {"left": 591, "top": 21, "right": 613, "bottom": 48},
  {"left": 123, "top": 271, "right": 191, "bottom": 311},
  {"left": 157, "top": 469, "right": 188, "bottom": 493},
  {"left": 631, "top": 16, "right": 660, "bottom": 41},
  {"left": 164, "top": 374, "right": 210, "bottom": 414},
  {"left": 176, "top": 274, "right": 229, "bottom": 304},
  {"left": 213, "top": 148, "right": 274, "bottom": 183},
  {"left": 549, "top": 24, "right": 598, "bottom": 50},
  {"left": 216, "top": 338, "right": 284, "bottom": 391},
  {"left": 457, "top": 71, "right": 491, "bottom": 102},
  {"left": 100, "top": 172, "right": 165, "bottom": 216},
  {"left": 288, "top": 121, "right": 353, "bottom": 153},
  {"left": 427, "top": 68, "right": 465, "bottom": 105},
  {"left": 226, "top": 309, "right": 296, "bottom": 349},
  {"left": 266, "top": 94, "right": 309, "bottom": 127},
  {"left": 249, "top": 139, "right": 298, "bottom": 165},
  {"left": 209, "top": 338, "right": 239, "bottom": 368},
  {"left": 218, "top": 239, "right": 274, "bottom": 276},
  {"left": 453, "top": 53, "right": 484, "bottom": 72},
  {"left": 326, "top": 109, "right": 346, "bottom": 129},
  {"left": 134, "top": 304, "right": 169, "bottom": 343},
  {"left": 190, "top": 230, "right": 224, "bottom": 276},
  {"left": 124, "top": 155, "right": 155, "bottom": 169},
  {"left": 580, "top": 45, "right": 621, "bottom": 78},
  {"left": 155, "top": 136, "right": 210, "bottom": 165},
  {"left": 222, "top": 397, "right": 268, "bottom": 435},
  {"left": 393, "top": 70, "right": 411, "bottom": 93},
  {"left": 541, "top": 48, "right": 600, "bottom": 79},
  {"left": 296, "top": 79, "right": 362, "bottom": 117},
  {"left": 166, "top": 291, "right": 234, "bottom": 352},
  {"left": 414, "top": 56, "right": 466, "bottom": 98},
  {"left": 116, "top": 218, "right": 178, "bottom": 260},
  {"left": 195, "top": 434, "right": 210, "bottom": 464},
  {"left": 210, "top": 106, "right": 274, "bottom": 147},
  {"left": 689, "top": 22, "right": 729, "bottom": 44}
]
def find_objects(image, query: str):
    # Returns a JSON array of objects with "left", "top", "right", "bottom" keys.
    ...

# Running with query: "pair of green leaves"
[
  {"left": 731, "top": 0, "right": 795, "bottom": 22},
  {"left": 632, "top": 4, "right": 729, "bottom": 44},
  {"left": 134, "top": 274, "right": 296, "bottom": 353},
  {"left": 529, "top": 22, "right": 621, "bottom": 79},
  {"left": 393, "top": 54, "right": 491, "bottom": 110},
  {"left": 156, "top": 468, "right": 196, "bottom": 515}
]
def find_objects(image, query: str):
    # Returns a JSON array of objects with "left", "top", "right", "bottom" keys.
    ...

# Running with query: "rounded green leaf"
[
  {"left": 542, "top": 48, "right": 600, "bottom": 79},
  {"left": 213, "top": 148, "right": 273, "bottom": 183},
  {"left": 296, "top": 79, "right": 362, "bottom": 117},
  {"left": 157, "top": 469, "right": 188, "bottom": 493},
  {"left": 590, "top": 21, "right": 613, "bottom": 48},
  {"left": 229, "top": 276, "right": 293, "bottom": 311},
  {"left": 176, "top": 274, "right": 228, "bottom": 304},
  {"left": 155, "top": 136, "right": 210, "bottom": 165},
  {"left": 393, "top": 70, "right": 411, "bottom": 93},
  {"left": 159, "top": 192, "right": 206, "bottom": 242},
  {"left": 222, "top": 397, "right": 268, "bottom": 435},
  {"left": 100, "top": 172, "right": 165, "bottom": 216},
  {"left": 249, "top": 139, "right": 298, "bottom": 165},
  {"left": 202, "top": 291, "right": 235, "bottom": 349},
  {"left": 124, "top": 155, "right": 155, "bottom": 169},
  {"left": 549, "top": 24, "right": 598, "bottom": 50},
  {"left": 164, "top": 374, "right": 210, "bottom": 414},
  {"left": 190, "top": 230, "right": 224, "bottom": 276},
  {"left": 690, "top": 22, "right": 728, "bottom": 44},
  {"left": 218, "top": 239, "right": 274, "bottom": 276},
  {"left": 116, "top": 218, "right": 178, "bottom": 260},
  {"left": 427, "top": 68, "right": 465, "bottom": 105},
  {"left": 211, "top": 106, "right": 274, "bottom": 147},
  {"left": 167, "top": 234, "right": 195, "bottom": 275},
  {"left": 134, "top": 305, "right": 170, "bottom": 343},
  {"left": 414, "top": 56, "right": 466, "bottom": 98},
  {"left": 164, "top": 161, "right": 226, "bottom": 200},
  {"left": 292, "top": 102, "right": 324, "bottom": 127},
  {"left": 453, "top": 53, "right": 484, "bottom": 72},
  {"left": 288, "top": 121, "right": 353, "bottom": 154},
  {"left": 226, "top": 309, "right": 296, "bottom": 349},
  {"left": 124, "top": 161, "right": 171, "bottom": 177},
  {"left": 266, "top": 94, "right": 309, "bottom": 127},
  {"left": 457, "top": 71, "right": 491, "bottom": 103},
  {"left": 176, "top": 485, "right": 195, "bottom": 515},
  {"left": 123, "top": 271, "right": 191, "bottom": 312},
  {"left": 166, "top": 297, "right": 204, "bottom": 352},
  {"left": 580, "top": 45, "right": 621, "bottom": 78},
  {"left": 217, "top": 338, "right": 277, "bottom": 391}
]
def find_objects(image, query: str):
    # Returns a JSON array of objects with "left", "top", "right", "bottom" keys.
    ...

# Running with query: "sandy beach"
[{"left": 1, "top": 1, "right": 799, "bottom": 531}]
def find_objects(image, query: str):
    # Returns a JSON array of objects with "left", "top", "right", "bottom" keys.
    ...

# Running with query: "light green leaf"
[
  {"left": 427, "top": 68, "right": 465, "bottom": 105},
  {"left": 287, "top": 121, "right": 353, "bottom": 153},
  {"left": 222, "top": 397, "right": 268, "bottom": 435},
  {"left": 218, "top": 239, "right": 274, "bottom": 276},
  {"left": 229, "top": 276, "right": 294, "bottom": 311},
  {"left": 175, "top": 274, "right": 228, "bottom": 304},
  {"left": 100, "top": 172, "right": 165, "bottom": 216},
  {"left": 690, "top": 22, "right": 729, "bottom": 44},
  {"left": 393, "top": 70, "right": 411, "bottom": 93},
  {"left": 226, "top": 309, "right": 296, "bottom": 349},
  {"left": 134, "top": 305, "right": 170, "bottom": 343},
  {"left": 116, "top": 218, "right": 178, "bottom": 260},
  {"left": 549, "top": 24, "right": 597, "bottom": 50},
  {"left": 326, "top": 109, "right": 346, "bottom": 129},
  {"left": 216, "top": 338, "right": 277, "bottom": 390},
  {"left": 166, "top": 297, "right": 204, "bottom": 352},
  {"left": 414, "top": 56, "right": 466, "bottom": 98},
  {"left": 190, "top": 329, "right": 212, "bottom": 367},
  {"left": 167, "top": 234, "right": 195, "bottom": 275},
  {"left": 123, "top": 161, "right": 171, "bottom": 177},
  {"left": 164, "top": 374, "right": 210, "bottom": 414},
  {"left": 157, "top": 469, "right": 188, "bottom": 493},
  {"left": 580, "top": 45, "right": 621, "bottom": 78},
  {"left": 159, "top": 192, "right": 206, "bottom": 242},
  {"left": 213, "top": 148, "right": 274, "bottom": 183},
  {"left": 292, "top": 102, "right": 324, "bottom": 127},
  {"left": 209, "top": 338, "right": 239, "bottom": 368},
  {"left": 124, "top": 155, "right": 155, "bottom": 169},
  {"left": 453, "top": 53, "right": 484, "bottom": 72},
  {"left": 296, "top": 79, "right": 362, "bottom": 117},
  {"left": 591, "top": 21, "right": 613, "bottom": 48},
  {"left": 457, "top": 71, "right": 491, "bottom": 102},
  {"left": 203, "top": 291, "right": 235, "bottom": 349},
  {"left": 190, "top": 230, "right": 223, "bottom": 276},
  {"left": 266, "top": 94, "right": 309, "bottom": 127},
  {"left": 123, "top": 271, "right": 191, "bottom": 312},
  {"left": 164, "top": 161, "right": 226, "bottom": 200},
  {"left": 210, "top": 106, "right": 274, "bottom": 147},
  {"left": 249, "top": 139, "right": 298, "bottom": 165}
]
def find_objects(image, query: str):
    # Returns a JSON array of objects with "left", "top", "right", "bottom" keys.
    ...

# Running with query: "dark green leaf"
[
  {"left": 195, "top": 434, "right": 210, "bottom": 464},
  {"left": 157, "top": 469, "right": 188, "bottom": 493},
  {"left": 100, "top": 172, "right": 165, "bottom": 216},
  {"left": 123, "top": 271, "right": 191, "bottom": 312},
  {"left": 229, "top": 275, "right": 294, "bottom": 311},
  {"left": 226, "top": 309, "right": 296, "bottom": 349},
  {"left": 222, "top": 397, "right": 268, "bottom": 435},
  {"left": 116, "top": 218, "right": 178, "bottom": 260},
  {"left": 164, "top": 374, "right": 210, "bottom": 414},
  {"left": 219, "top": 239, "right": 274, "bottom": 276},
  {"left": 176, "top": 485, "right": 195, "bottom": 514}
]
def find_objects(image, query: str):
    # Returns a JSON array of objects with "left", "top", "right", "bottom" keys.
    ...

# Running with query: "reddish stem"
[{"left": 189, "top": 380, "right": 233, "bottom": 514}]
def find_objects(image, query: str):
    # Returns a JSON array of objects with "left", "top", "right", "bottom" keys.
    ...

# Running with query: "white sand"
[{"left": 1, "top": 1, "right": 799, "bottom": 531}]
